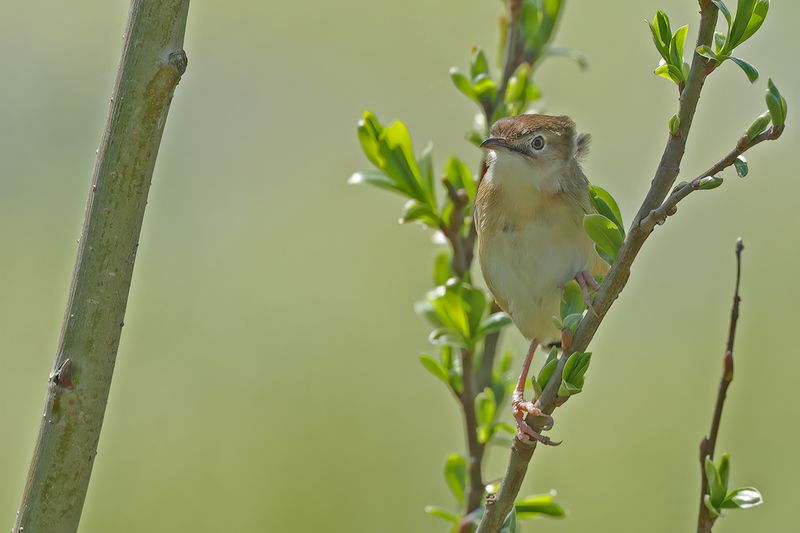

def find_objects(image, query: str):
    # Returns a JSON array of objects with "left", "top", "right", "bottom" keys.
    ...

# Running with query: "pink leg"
[
  {"left": 512, "top": 339, "right": 559, "bottom": 446},
  {"left": 575, "top": 270, "right": 600, "bottom": 316}
]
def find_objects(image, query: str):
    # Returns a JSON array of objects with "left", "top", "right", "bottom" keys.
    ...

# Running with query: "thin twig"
[
  {"left": 496, "top": 0, "right": 524, "bottom": 110},
  {"left": 696, "top": 238, "right": 744, "bottom": 533},
  {"left": 641, "top": 127, "right": 783, "bottom": 231},
  {"left": 477, "top": 3, "right": 722, "bottom": 530}
]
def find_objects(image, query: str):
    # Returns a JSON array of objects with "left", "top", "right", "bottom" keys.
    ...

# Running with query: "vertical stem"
[
  {"left": 13, "top": 2, "right": 190, "bottom": 532},
  {"left": 696, "top": 239, "right": 744, "bottom": 533},
  {"left": 476, "top": 303, "right": 502, "bottom": 391},
  {"left": 460, "top": 348, "right": 485, "bottom": 513}
]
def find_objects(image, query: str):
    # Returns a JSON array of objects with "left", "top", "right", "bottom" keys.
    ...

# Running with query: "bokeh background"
[{"left": 1, "top": 1, "right": 798, "bottom": 531}]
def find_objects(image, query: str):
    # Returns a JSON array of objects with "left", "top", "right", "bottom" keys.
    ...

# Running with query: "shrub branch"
[
  {"left": 477, "top": 2, "right": 723, "bottom": 530},
  {"left": 696, "top": 239, "right": 744, "bottom": 533}
]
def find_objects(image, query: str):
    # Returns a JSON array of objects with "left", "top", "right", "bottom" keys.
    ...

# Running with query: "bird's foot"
[
  {"left": 575, "top": 270, "right": 600, "bottom": 316},
  {"left": 512, "top": 391, "right": 560, "bottom": 446}
]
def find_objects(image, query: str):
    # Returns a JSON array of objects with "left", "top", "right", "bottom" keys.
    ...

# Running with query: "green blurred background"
[{"left": 1, "top": 1, "right": 798, "bottom": 531}]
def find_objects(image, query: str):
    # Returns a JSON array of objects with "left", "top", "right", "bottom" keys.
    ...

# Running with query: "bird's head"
[{"left": 481, "top": 114, "right": 589, "bottom": 168}]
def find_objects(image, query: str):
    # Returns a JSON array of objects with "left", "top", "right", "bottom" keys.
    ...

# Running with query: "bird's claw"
[
  {"left": 575, "top": 270, "right": 600, "bottom": 317},
  {"left": 512, "top": 398, "right": 559, "bottom": 446}
]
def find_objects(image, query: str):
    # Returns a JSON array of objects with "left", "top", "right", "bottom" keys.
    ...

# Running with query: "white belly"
[{"left": 480, "top": 214, "right": 594, "bottom": 341}]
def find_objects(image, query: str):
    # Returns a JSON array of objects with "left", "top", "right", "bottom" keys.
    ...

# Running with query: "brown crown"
[{"left": 489, "top": 114, "right": 575, "bottom": 140}]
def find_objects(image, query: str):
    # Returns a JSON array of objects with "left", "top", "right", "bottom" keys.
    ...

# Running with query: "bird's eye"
[{"left": 530, "top": 135, "right": 546, "bottom": 151}]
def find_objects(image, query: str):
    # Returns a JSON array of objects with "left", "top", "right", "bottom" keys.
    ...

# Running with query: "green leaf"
[
  {"left": 441, "top": 344, "right": 454, "bottom": 370},
  {"left": 424, "top": 505, "right": 460, "bottom": 523},
  {"left": 714, "top": 31, "right": 727, "bottom": 53},
  {"left": 400, "top": 199, "right": 439, "bottom": 227},
  {"left": 445, "top": 156, "right": 477, "bottom": 204},
  {"left": 729, "top": 56, "right": 759, "bottom": 82},
  {"left": 746, "top": 112, "right": 771, "bottom": 139},
  {"left": 583, "top": 214, "right": 623, "bottom": 263},
  {"left": 559, "top": 351, "right": 591, "bottom": 396},
  {"left": 588, "top": 185, "right": 624, "bottom": 236},
  {"left": 475, "top": 388, "right": 497, "bottom": 427},
  {"left": 526, "top": 83, "right": 542, "bottom": 103},
  {"left": 423, "top": 281, "right": 487, "bottom": 349},
  {"left": 378, "top": 121, "right": 430, "bottom": 204},
  {"left": 470, "top": 48, "right": 490, "bottom": 81},
  {"left": 515, "top": 492, "right": 566, "bottom": 519},
  {"left": 729, "top": 0, "right": 758, "bottom": 48},
  {"left": 672, "top": 180, "right": 690, "bottom": 193},
  {"left": 537, "top": 356, "right": 559, "bottom": 391},
  {"left": 505, "top": 63, "right": 531, "bottom": 105},
  {"left": 722, "top": 487, "right": 764, "bottom": 509},
  {"left": 498, "top": 351, "right": 513, "bottom": 374},
  {"left": 696, "top": 45, "right": 718, "bottom": 61},
  {"left": 444, "top": 453, "right": 466, "bottom": 505},
  {"left": 704, "top": 494, "right": 721, "bottom": 518},
  {"left": 669, "top": 113, "right": 681, "bottom": 135},
  {"left": 474, "top": 74, "right": 498, "bottom": 103},
  {"left": 463, "top": 285, "right": 488, "bottom": 338},
  {"left": 433, "top": 251, "right": 453, "bottom": 286},
  {"left": 669, "top": 25, "right": 689, "bottom": 71},
  {"left": 499, "top": 507, "right": 517, "bottom": 533},
  {"left": 348, "top": 170, "right": 405, "bottom": 196},
  {"left": 450, "top": 371, "right": 463, "bottom": 395},
  {"left": 478, "top": 312, "right": 512, "bottom": 337},
  {"left": 766, "top": 78, "right": 787, "bottom": 127},
  {"left": 560, "top": 280, "right": 585, "bottom": 319},
  {"left": 467, "top": 130, "right": 484, "bottom": 147},
  {"left": 357, "top": 111, "right": 384, "bottom": 167},
  {"left": 718, "top": 453, "right": 730, "bottom": 492},
  {"left": 495, "top": 423, "right": 517, "bottom": 437},
  {"left": 539, "top": 0, "right": 563, "bottom": 44},
  {"left": 650, "top": 11, "right": 672, "bottom": 60},
  {"left": 419, "top": 354, "right": 449, "bottom": 384},
  {"left": 417, "top": 142, "right": 435, "bottom": 199},
  {"left": 712, "top": 0, "right": 732, "bottom": 28},
  {"left": 740, "top": 0, "right": 769, "bottom": 44},
  {"left": 733, "top": 155, "right": 748, "bottom": 177},
  {"left": 698, "top": 176, "right": 724, "bottom": 190},
  {"left": 705, "top": 457, "right": 726, "bottom": 507},
  {"left": 654, "top": 61, "right": 685, "bottom": 84},
  {"left": 450, "top": 68, "right": 477, "bottom": 102},
  {"left": 542, "top": 45, "right": 588, "bottom": 70},
  {"left": 561, "top": 313, "right": 582, "bottom": 335}
]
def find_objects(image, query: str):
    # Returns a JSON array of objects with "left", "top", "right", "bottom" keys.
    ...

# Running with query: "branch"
[
  {"left": 460, "top": 348, "right": 486, "bottom": 512},
  {"left": 496, "top": 0, "right": 524, "bottom": 110},
  {"left": 12, "top": 2, "right": 190, "bottom": 531},
  {"left": 641, "top": 127, "right": 784, "bottom": 231},
  {"left": 696, "top": 239, "right": 744, "bottom": 533},
  {"left": 477, "top": 3, "right": 722, "bottom": 531}
]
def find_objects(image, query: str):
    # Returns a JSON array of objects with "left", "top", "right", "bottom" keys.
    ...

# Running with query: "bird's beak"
[{"left": 480, "top": 137, "right": 509, "bottom": 150}]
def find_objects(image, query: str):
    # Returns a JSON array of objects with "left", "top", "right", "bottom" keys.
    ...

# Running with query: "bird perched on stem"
[{"left": 476, "top": 114, "right": 607, "bottom": 444}]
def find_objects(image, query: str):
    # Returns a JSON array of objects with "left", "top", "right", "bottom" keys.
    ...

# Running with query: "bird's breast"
[{"left": 477, "top": 183, "right": 596, "bottom": 340}]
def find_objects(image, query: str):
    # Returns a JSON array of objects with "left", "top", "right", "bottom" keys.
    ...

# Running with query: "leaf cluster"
[
  {"left": 697, "top": 0, "right": 769, "bottom": 82},
  {"left": 703, "top": 453, "right": 764, "bottom": 518}
]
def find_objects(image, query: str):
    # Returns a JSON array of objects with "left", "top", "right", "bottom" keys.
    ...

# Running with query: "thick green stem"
[{"left": 13, "top": 2, "right": 189, "bottom": 531}]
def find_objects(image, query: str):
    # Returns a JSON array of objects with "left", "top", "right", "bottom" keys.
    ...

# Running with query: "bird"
[{"left": 475, "top": 113, "right": 608, "bottom": 444}]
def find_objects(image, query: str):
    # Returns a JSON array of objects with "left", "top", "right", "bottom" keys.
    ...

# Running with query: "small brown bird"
[{"left": 475, "top": 114, "right": 608, "bottom": 444}]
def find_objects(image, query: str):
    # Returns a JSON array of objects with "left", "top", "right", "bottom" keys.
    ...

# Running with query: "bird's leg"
[
  {"left": 512, "top": 339, "right": 558, "bottom": 446},
  {"left": 575, "top": 270, "right": 600, "bottom": 316}
]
